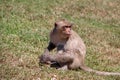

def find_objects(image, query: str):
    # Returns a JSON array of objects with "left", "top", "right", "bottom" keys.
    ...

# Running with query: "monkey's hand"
[{"left": 39, "top": 54, "right": 51, "bottom": 64}]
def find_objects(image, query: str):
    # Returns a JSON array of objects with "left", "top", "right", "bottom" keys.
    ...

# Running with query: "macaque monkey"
[{"left": 39, "top": 19, "right": 120, "bottom": 76}]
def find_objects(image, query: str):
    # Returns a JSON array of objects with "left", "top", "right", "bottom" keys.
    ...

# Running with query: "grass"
[{"left": 0, "top": 0, "right": 120, "bottom": 80}]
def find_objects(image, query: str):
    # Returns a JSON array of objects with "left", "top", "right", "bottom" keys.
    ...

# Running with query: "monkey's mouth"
[
  {"left": 62, "top": 32, "right": 71, "bottom": 38},
  {"left": 64, "top": 34, "right": 71, "bottom": 38},
  {"left": 64, "top": 31, "right": 71, "bottom": 35},
  {"left": 66, "top": 33, "right": 71, "bottom": 36}
]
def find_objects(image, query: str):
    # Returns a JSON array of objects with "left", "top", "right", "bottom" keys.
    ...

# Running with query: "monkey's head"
[{"left": 54, "top": 19, "right": 73, "bottom": 38}]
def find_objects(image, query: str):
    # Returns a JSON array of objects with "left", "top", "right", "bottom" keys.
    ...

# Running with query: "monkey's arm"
[
  {"left": 39, "top": 42, "right": 56, "bottom": 64},
  {"left": 43, "top": 42, "right": 56, "bottom": 54},
  {"left": 41, "top": 52, "right": 73, "bottom": 64},
  {"left": 51, "top": 53, "right": 73, "bottom": 63},
  {"left": 47, "top": 42, "right": 56, "bottom": 51}
]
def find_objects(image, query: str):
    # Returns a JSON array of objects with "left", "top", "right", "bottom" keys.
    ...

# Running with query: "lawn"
[{"left": 0, "top": 0, "right": 120, "bottom": 80}]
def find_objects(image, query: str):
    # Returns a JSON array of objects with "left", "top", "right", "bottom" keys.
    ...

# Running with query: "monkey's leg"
[
  {"left": 48, "top": 52, "right": 74, "bottom": 64},
  {"left": 40, "top": 52, "right": 74, "bottom": 69}
]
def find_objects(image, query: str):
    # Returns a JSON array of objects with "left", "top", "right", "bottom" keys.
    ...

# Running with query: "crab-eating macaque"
[{"left": 39, "top": 19, "right": 120, "bottom": 76}]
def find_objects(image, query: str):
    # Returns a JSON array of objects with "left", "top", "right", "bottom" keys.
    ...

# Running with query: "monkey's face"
[
  {"left": 62, "top": 26, "right": 72, "bottom": 37},
  {"left": 55, "top": 20, "right": 73, "bottom": 38}
]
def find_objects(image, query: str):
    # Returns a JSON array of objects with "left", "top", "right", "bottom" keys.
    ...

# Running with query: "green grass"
[{"left": 0, "top": 0, "right": 120, "bottom": 80}]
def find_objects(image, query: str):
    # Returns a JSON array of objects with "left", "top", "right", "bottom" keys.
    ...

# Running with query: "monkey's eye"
[
  {"left": 66, "top": 26, "right": 71, "bottom": 28},
  {"left": 63, "top": 26, "right": 71, "bottom": 29}
]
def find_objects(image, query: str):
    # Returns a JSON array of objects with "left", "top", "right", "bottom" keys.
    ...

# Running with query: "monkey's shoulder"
[{"left": 66, "top": 31, "right": 86, "bottom": 50}]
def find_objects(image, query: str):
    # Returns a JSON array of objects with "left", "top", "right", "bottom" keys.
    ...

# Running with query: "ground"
[{"left": 0, "top": 0, "right": 120, "bottom": 80}]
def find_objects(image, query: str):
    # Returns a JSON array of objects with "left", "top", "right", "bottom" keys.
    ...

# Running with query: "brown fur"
[{"left": 39, "top": 19, "right": 120, "bottom": 76}]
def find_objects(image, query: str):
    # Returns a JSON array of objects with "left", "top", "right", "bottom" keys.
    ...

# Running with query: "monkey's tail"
[{"left": 80, "top": 65, "right": 120, "bottom": 76}]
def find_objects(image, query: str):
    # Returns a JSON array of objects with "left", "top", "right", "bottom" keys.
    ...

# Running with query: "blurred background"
[{"left": 0, "top": 0, "right": 120, "bottom": 80}]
